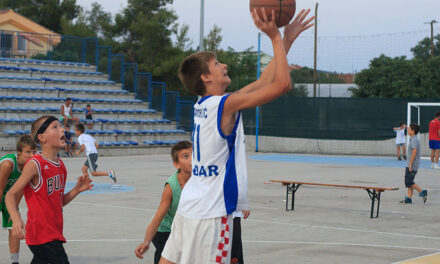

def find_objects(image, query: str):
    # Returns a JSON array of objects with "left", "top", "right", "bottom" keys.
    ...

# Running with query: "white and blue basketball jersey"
[{"left": 178, "top": 94, "right": 249, "bottom": 219}]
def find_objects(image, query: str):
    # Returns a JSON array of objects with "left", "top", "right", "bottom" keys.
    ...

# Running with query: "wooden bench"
[{"left": 270, "top": 180, "right": 399, "bottom": 218}]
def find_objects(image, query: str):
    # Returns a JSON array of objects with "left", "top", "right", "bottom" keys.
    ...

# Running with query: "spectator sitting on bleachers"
[
  {"left": 85, "top": 104, "right": 94, "bottom": 130},
  {"left": 60, "top": 98, "right": 79, "bottom": 127},
  {"left": 64, "top": 124, "right": 76, "bottom": 157}
]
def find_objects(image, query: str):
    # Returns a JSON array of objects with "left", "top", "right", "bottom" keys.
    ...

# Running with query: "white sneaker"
[
  {"left": 431, "top": 163, "right": 435, "bottom": 169},
  {"left": 435, "top": 164, "right": 439, "bottom": 169}
]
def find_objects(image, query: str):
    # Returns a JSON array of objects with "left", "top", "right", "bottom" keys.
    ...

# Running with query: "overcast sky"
[{"left": 76, "top": 0, "right": 440, "bottom": 72}]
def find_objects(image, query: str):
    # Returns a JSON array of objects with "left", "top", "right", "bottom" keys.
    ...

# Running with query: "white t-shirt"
[
  {"left": 395, "top": 128, "right": 406, "bottom": 144},
  {"left": 62, "top": 104, "right": 71, "bottom": 117},
  {"left": 78, "top": 133, "right": 97, "bottom": 155},
  {"left": 178, "top": 95, "right": 250, "bottom": 219}
]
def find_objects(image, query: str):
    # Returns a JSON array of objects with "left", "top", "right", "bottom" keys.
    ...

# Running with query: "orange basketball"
[{"left": 250, "top": 0, "right": 296, "bottom": 28}]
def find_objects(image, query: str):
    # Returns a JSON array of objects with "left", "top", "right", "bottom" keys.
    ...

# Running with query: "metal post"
[
  {"left": 313, "top": 3, "right": 318, "bottom": 97},
  {"left": 256, "top": 32, "right": 261, "bottom": 152},
  {"left": 425, "top": 20, "right": 438, "bottom": 57},
  {"left": 199, "top": 0, "right": 205, "bottom": 50}
]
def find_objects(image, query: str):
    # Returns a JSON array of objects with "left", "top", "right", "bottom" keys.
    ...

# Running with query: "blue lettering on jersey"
[
  {"left": 194, "top": 107, "right": 208, "bottom": 118},
  {"left": 193, "top": 165, "right": 219, "bottom": 177}
]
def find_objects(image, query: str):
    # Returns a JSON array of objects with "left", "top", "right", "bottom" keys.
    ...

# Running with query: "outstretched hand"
[
  {"left": 251, "top": 8, "right": 281, "bottom": 40},
  {"left": 75, "top": 175, "right": 93, "bottom": 193},
  {"left": 283, "top": 9, "right": 315, "bottom": 46}
]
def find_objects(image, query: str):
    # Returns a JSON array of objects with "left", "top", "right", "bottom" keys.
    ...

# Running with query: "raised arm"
[
  {"left": 239, "top": 9, "right": 314, "bottom": 94},
  {"left": 134, "top": 184, "right": 173, "bottom": 259}
]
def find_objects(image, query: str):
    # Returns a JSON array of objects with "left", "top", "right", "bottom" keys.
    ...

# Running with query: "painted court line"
[
  {"left": 247, "top": 219, "right": 440, "bottom": 241},
  {"left": 2, "top": 239, "right": 438, "bottom": 252},
  {"left": 71, "top": 201, "right": 440, "bottom": 242}
]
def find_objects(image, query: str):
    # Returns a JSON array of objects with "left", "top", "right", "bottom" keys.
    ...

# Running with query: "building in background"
[{"left": 0, "top": 9, "right": 60, "bottom": 58}]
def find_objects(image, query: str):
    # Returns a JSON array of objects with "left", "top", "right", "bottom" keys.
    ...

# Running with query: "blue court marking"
[
  {"left": 65, "top": 182, "right": 134, "bottom": 195},
  {"left": 250, "top": 154, "right": 432, "bottom": 169}
]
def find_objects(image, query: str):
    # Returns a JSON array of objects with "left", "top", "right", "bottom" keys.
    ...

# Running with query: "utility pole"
[
  {"left": 424, "top": 20, "right": 438, "bottom": 57},
  {"left": 313, "top": 3, "right": 318, "bottom": 97},
  {"left": 199, "top": 0, "right": 205, "bottom": 51}
]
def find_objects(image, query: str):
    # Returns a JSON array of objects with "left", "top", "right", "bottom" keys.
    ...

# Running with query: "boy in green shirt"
[
  {"left": 0, "top": 135, "right": 37, "bottom": 264},
  {"left": 134, "top": 141, "right": 192, "bottom": 264}
]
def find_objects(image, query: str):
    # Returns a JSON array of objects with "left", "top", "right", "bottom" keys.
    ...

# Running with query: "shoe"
[
  {"left": 398, "top": 156, "right": 402, "bottom": 161},
  {"left": 108, "top": 170, "right": 117, "bottom": 183},
  {"left": 419, "top": 190, "right": 428, "bottom": 203},
  {"left": 403, "top": 156, "right": 407, "bottom": 160},
  {"left": 400, "top": 196, "right": 412, "bottom": 204},
  {"left": 431, "top": 163, "right": 435, "bottom": 169},
  {"left": 435, "top": 164, "right": 439, "bottom": 169}
]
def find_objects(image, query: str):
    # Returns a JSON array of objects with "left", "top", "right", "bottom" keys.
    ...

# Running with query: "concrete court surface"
[{"left": 1, "top": 153, "right": 439, "bottom": 264}]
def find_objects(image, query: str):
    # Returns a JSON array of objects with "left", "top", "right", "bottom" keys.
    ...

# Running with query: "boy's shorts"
[
  {"left": 404, "top": 167, "right": 417, "bottom": 188},
  {"left": 396, "top": 143, "right": 405, "bottom": 147},
  {"left": 65, "top": 140, "right": 76, "bottom": 147},
  {"left": 84, "top": 153, "right": 98, "bottom": 172},
  {"left": 28, "top": 240, "right": 70, "bottom": 264},
  {"left": 162, "top": 212, "right": 233, "bottom": 264},
  {"left": 429, "top": 140, "right": 440, "bottom": 149},
  {"left": 1, "top": 203, "right": 13, "bottom": 229},
  {"left": 85, "top": 119, "right": 94, "bottom": 125}
]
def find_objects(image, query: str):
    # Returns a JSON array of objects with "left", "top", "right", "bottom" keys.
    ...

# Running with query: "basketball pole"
[
  {"left": 199, "top": 0, "right": 205, "bottom": 51},
  {"left": 313, "top": 3, "right": 318, "bottom": 97},
  {"left": 256, "top": 32, "right": 261, "bottom": 152}
]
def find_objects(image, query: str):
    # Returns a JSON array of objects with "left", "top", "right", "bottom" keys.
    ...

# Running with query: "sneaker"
[
  {"left": 419, "top": 190, "right": 428, "bottom": 203},
  {"left": 431, "top": 163, "right": 435, "bottom": 169},
  {"left": 400, "top": 196, "right": 412, "bottom": 204},
  {"left": 403, "top": 156, "right": 407, "bottom": 160},
  {"left": 108, "top": 170, "right": 117, "bottom": 183},
  {"left": 435, "top": 164, "right": 439, "bottom": 169},
  {"left": 398, "top": 156, "right": 402, "bottom": 161}
]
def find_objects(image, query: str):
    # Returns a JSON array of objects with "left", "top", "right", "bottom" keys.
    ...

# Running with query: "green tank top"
[
  {"left": 0, "top": 154, "right": 21, "bottom": 206},
  {"left": 157, "top": 171, "right": 182, "bottom": 233}
]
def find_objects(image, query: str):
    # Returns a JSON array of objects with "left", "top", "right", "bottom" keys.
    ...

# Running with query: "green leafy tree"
[
  {"left": 411, "top": 34, "right": 440, "bottom": 61},
  {"left": 204, "top": 25, "right": 222, "bottom": 51},
  {"left": 0, "top": 0, "right": 80, "bottom": 33}
]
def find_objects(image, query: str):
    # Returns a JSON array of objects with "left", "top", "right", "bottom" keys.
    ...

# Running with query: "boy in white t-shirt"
[
  {"left": 160, "top": 8, "right": 314, "bottom": 264},
  {"left": 74, "top": 124, "right": 116, "bottom": 182},
  {"left": 393, "top": 122, "right": 406, "bottom": 161}
]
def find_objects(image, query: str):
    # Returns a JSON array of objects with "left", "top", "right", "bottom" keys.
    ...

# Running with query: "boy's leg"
[
  {"left": 152, "top": 232, "right": 171, "bottom": 264},
  {"left": 402, "top": 145, "right": 407, "bottom": 159},
  {"left": 407, "top": 187, "right": 414, "bottom": 198},
  {"left": 81, "top": 164, "right": 90, "bottom": 177},
  {"left": 8, "top": 230, "right": 20, "bottom": 261},
  {"left": 231, "top": 217, "right": 244, "bottom": 264},
  {"left": 435, "top": 149, "right": 440, "bottom": 164},
  {"left": 396, "top": 146, "right": 400, "bottom": 159},
  {"left": 411, "top": 184, "right": 423, "bottom": 194},
  {"left": 73, "top": 116, "right": 79, "bottom": 124}
]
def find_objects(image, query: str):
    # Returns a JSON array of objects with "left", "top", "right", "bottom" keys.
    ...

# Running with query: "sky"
[{"left": 76, "top": 0, "right": 440, "bottom": 73}]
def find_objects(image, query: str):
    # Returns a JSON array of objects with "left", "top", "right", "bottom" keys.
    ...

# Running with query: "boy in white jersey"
[
  {"left": 160, "top": 8, "right": 314, "bottom": 264},
  {"left": 393, "top": 122, "right": 406, "bottom": 160}
]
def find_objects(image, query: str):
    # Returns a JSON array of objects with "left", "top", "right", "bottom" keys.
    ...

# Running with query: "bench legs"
[
  {"left": 366, "top": 189, "right": 382, "bottom": 218},
  {"left": 285, "top": 183, "right": 302, "bottom": 211}
]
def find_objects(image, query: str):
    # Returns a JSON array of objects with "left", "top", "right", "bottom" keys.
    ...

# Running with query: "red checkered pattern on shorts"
[{"left": 215, "top": 216, "right": 230, "bottom": 264}]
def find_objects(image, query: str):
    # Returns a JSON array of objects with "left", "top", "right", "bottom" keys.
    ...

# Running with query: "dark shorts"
[
  {"left": 65, "top": 140, "right": 76, "bottom": 147},
  {"left": 429, "top": 140, "right": 440, "bottom": 150},
  {"left": 28, "top": 240, "right": 70, "bottom": 264},
  {"left": 152, "top": 231, "right": 170, "bottom": 264},
  {"left": 404, "top": 167, "right": 417, "bottom": 188},
  {"left": 84, "top": 153, "right": 98, "bottom": 172},
  {"left": 231, "top": 217, "right": 244, "bottom": 264}
]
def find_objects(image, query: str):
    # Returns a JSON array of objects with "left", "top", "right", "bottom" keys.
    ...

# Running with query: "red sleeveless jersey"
[{"left": 23, "top": 154, "right": 67, "bottom": 245}]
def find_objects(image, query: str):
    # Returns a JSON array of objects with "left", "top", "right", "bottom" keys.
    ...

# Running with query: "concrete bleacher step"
[
  {"left": 0, "top": 57, "right": 188, "bottom": 156},
  {"left": 0, "top": 96, "right": 145, "bottom": 109},
  {"left": 0, "top": 58, "right": 96, "bottom": 72},
  {"left": 0, "top": 86, "right": 134, "bottom": 100}
]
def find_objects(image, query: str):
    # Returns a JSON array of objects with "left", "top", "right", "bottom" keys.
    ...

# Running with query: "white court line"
[
  {"left": 1, "top": 239, "right": 438, "bottom": 252},
  {"left": 392, "top": 251, "right": 440, "bottom": 263},
  {"left": 71, "top": 201, "right": 156, "bottom": 212},
  {"left": 70, "top": 202, "right": 440, "bottom": 241},
  {"left": 246, "top": 219, "right": 440, "bottom": 241}
]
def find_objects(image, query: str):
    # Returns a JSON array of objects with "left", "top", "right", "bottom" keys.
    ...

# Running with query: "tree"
[
  {"left": 411, "top": 34, "right": 440, "bottom": 61},
  {"left": 174, "top": 24, "right": 192, "bottom": 51},
  {"left": 204, "top": 25, "right": 222, "bottom": 51},
  {"left": 0, "top": 0, "right": 80, "bottom": 33}
]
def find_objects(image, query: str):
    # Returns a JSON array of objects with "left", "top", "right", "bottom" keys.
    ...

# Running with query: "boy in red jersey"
[{"left": 5, "top": 115, "right": 93, "bottom": 264}]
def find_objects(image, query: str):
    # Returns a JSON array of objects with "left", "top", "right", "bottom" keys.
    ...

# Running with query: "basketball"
[{"left": 250, "top": 0, "right": 296, "bottom": 27}]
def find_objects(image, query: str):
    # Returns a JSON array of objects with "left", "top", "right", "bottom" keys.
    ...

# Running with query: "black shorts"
[
  {"left": 84, "top": 153, "right": 98, "bottom": 172},
  {"left": 152, "top": 232, "right": 170, "bottom": 264},
  {"left": 404, "top": 167, "right": 417, "bottom": 188},
  {"left": 28, "top": 240, "right": 69, "bottom": 264}
]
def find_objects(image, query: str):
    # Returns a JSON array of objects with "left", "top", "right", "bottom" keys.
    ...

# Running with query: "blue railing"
[{"left": 0, "top": 29, "right": 194, "bottom": 131}]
